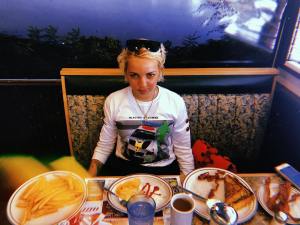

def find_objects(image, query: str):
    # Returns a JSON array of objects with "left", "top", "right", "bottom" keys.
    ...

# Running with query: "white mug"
[{"left": 170, "top": 193, "right": 195, "bottom": 225}]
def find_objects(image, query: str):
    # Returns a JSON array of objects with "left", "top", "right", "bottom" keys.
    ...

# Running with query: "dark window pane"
[{"left": 0, "top": 0, "right": 287, "bottom": 78}]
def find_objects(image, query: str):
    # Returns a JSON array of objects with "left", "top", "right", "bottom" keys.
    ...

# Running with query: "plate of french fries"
[{"left": 6, "top": 170, "right": 87, "bottom": 225}]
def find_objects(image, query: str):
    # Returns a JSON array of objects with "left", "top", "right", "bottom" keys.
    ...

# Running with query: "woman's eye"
[
  {"left": 129, "top": 74, "right": 139, "bottom": 79},
  {"left": 147, "top": 73, "right": 156, "bottom": 78}
]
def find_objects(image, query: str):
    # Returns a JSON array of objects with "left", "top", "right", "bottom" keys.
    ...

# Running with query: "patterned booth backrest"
[{"left": 61, "top": 68, "right": 278, "bottom": 168}]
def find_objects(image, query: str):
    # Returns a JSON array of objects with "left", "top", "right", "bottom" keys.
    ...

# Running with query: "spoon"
[
  {"left": 210, "top": 202, "right": 238, "bottom": 225},
  {"left": 275, "top": 211, "right": 288, "bottom": 222},
  {"left": 179, "top": 186, "right": 238, "bottom": 225},
  {"left": 273, "top": 210, "right": 300, "bottom": 225},
  {"left": 104, "top": 187, "right": 128, "bottom": 207},
  {"left": 179, "top": 186, "right": 221, "bottom": 208},
  {"left": 269, "top": 211, "right": 288, "bottom": 225}
]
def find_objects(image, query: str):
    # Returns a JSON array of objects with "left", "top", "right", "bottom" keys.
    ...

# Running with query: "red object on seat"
[{"left": 192, "top": 139, "right": 237, "bottom": 173}]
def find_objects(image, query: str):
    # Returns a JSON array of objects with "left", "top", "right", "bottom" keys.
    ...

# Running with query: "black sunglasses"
[{"left": 126, "top": 39, "right": 161, "bottom": 52}]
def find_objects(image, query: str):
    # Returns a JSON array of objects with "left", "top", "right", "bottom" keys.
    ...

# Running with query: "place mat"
[{"left": 66, "top": 175, "right": 181, "bottom": 225}]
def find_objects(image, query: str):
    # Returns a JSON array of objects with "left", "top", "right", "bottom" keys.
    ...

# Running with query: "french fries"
[{"left": 16, "top": 173, "right": 84, "bottom": 225}]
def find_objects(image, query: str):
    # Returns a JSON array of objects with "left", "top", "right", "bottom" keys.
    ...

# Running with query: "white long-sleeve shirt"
[{"left": 92, "top": 85, "right": 194, "bottom": 175}]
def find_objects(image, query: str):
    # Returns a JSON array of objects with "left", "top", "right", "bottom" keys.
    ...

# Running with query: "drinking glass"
[{"left": 127, "top": 194, "right": 156, "bottom": 225}]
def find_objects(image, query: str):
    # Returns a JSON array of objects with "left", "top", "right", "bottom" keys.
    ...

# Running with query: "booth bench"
[{"left": 60, "top": 68, "right": 278, "bottom": 170}]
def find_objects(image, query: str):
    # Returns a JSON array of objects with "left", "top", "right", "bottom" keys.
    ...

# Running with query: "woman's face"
[{"left": 125, "top": 57, "right": 161, "bottom": 101}]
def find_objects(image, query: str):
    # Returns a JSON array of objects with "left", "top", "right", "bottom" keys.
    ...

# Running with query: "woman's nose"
[{"left": 138, "top": 77, "right": 147, "bottom": 87}]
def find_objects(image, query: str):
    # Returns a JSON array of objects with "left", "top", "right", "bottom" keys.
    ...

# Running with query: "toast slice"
[
  {"left": 230, "top": 194, "right": 254, "bottom": 211},
  {"left": 224, "top": 175, "right": 253, "bottom": 210}
]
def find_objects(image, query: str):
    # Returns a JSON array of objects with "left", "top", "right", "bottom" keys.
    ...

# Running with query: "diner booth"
[
  {"left": 1, "top": 0, "right": 300, "bottom": 224},
  {"left": 60, "top": 68, "right": 278, "bottom": 172}
]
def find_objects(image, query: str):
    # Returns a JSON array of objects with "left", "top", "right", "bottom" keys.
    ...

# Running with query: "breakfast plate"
[
  {"left": 257, "top": 182, "right": 300, "bottom": 224},
  {"left": 7, "top": 171, "right": 87, "bottom": 225},
  {"left": 107, "top": 174, "right": 173, "bottom": 213},
  {"left": 183, "top": 167, "right": 257, "bottom": 223}
]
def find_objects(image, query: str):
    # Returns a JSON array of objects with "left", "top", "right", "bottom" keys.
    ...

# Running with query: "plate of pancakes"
[{"left": 183, "top": 167, "right": 257, "bottom": 223}]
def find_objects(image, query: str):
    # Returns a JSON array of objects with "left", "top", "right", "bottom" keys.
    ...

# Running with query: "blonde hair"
[{"left": 117, "top": 43, "right": 166, "bottom": 81}]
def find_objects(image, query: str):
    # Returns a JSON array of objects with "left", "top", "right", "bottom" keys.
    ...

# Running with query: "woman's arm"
[
  {"left": 88, "top": 159, "right": 104, "bottom": 177},
  {"left": 172, "top": 98, "right": 195, "bottom": 175},
  {"left": 90, "top": 95, "right": 117, "bottom": 175}
]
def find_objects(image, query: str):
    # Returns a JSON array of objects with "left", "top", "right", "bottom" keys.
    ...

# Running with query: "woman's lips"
[{"left": 138, "top": 90, "right": 148, "bottom": 94}]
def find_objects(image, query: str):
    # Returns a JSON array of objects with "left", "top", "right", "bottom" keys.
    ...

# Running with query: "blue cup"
[{"left": 127, "top": 194, "right": 156, "bottom": 225}]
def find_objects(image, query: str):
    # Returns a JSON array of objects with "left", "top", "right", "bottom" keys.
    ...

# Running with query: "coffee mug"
[{"left": 170, "top": 193, "right": 195, "bottom": 225}]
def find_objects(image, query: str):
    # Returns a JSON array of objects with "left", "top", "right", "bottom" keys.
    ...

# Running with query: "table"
[
  {"left": 0, "top": 173, "right": 289, "bottom": 225},
  {"left": 78, "top": 173, "right": 283, "bottom": 225}
]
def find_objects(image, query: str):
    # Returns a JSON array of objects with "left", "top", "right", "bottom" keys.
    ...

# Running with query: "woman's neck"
[{"left": 133, "top": 86, "right": 158, "bottom": 102}]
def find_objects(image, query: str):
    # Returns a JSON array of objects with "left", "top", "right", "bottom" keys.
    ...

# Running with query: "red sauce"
[
  {"left": 149, "top": 186, "right": 160, "bottom": 197},
  {"left": 141, "top": 183, "right": 151, "bottom": 196},
  {"left": 141, "top": 183, "right": 160, "bottom": 197}
]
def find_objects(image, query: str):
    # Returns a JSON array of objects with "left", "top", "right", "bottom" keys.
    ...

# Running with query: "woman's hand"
[
  {"left": 88, "top": 159, "right": 103, "bottom": 177},
  {"left": 179, "top": 171, "right": 186, "bottom": 184}
]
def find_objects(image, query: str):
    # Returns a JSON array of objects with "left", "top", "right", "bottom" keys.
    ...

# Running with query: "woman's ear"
[
  {"left": 159, "top": 69, "right": 164, "bottom": 82},
  {"left": 124, "top": 74, "right": 128, "bottom": 82}
]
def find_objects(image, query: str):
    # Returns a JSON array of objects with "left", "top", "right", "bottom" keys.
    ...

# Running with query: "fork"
[{"left": 104, "top": 187, "right": 128, "bottom": 207}]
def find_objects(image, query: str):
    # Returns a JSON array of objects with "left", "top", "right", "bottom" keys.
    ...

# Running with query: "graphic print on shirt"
[{"left": 116, "top": 120, "right": 174, "bottom": 164}]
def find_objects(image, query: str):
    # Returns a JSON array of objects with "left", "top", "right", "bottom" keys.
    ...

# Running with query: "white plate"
[
  {"left": 7, "top": 171, "right": 87, "bottom": 225},
  {"left": 257, "top": 182, "right": 300, "bottom": 224},
  {"left": 107, "top": 174, "right": 173, "bottom": 213},
  {"left": 183, "top": 167, "right": 257, "bottom": 223}
]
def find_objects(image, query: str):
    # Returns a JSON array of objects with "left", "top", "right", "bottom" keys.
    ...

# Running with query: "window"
[
  {"left": 285, "top": 8, "right": 300, "bottom": 74},
  {"left": 0, "top": 0, "right": 287, "bottom": 78}
]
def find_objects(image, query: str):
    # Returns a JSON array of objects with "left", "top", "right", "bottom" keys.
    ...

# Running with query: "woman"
[{"left": 88, "top": 39, "right": 194, "bottom": 176}]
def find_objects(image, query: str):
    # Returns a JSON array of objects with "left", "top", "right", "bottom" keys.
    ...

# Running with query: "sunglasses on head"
[{"left": 126, "top": 39, "right": 161, "bottom": 52}]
